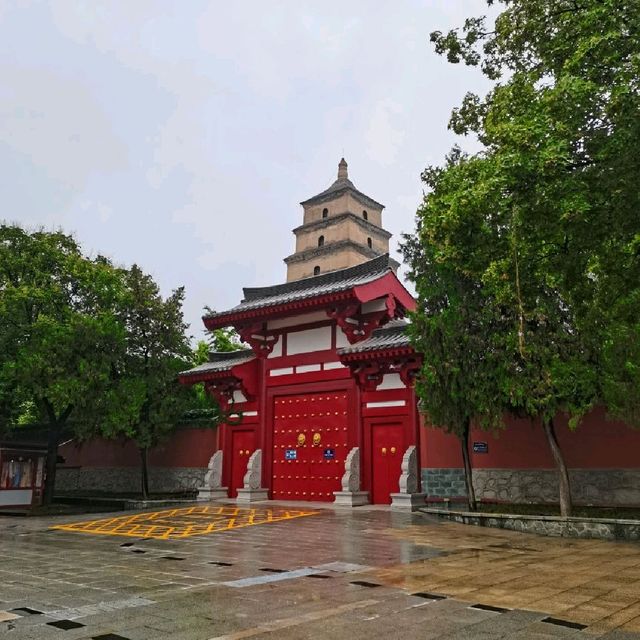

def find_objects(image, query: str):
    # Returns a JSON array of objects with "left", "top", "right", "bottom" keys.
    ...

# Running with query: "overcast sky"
[{"left": 2, "top": 1, "right": 494, "bottom": 342}]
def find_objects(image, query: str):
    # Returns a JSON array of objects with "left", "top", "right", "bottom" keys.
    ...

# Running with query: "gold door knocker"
[
  {"left": 381, "top": 447, "right": 387, "bottom": 455},
  {"left": 313, "top": 432, "right": 321, "bottom": 446},
  {"left": 297, "top": 433, "right": 306, "bottom": 446}
]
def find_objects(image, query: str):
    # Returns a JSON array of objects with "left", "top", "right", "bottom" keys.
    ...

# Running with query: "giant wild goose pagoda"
[{"left": 178, "top": 158, "right": 424, "bottom": 507}]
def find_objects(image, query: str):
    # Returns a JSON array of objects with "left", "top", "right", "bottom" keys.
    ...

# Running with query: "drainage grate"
[
  {"left": 306, "top": 574, "right": 332, "bottom": 579},
  {"left": 161, "top": 556, "right": 185, "bottom": 561},
  {"left": 411, "top": 592, "right": 447, "bottom": 600},
  {"left": 120, "top": 542, "right": 134, "bottom": 547},
  {"left": 10, "top": 607, "right": 43, "bottom": 615},
  {"left": 209, "top": 561, "right": 233, "bottom": 566},
  {"left": 349, "top": 581, "right": 381, "bottom": 588},
  {"left": 92, "top": 634, "right": 131, "bottom": 640},
  {"left": 470, "top": 603, "right": 509, "bottom": 613},
  {"left": 131, "top": 549, "right": 146, "bottom": 554},
  {"left": 542, "top": 617, "right": 587, "bottom": 630},
  {"left": 260, "top": 568, "right": 287, "bottom": 573},
  {"left": 47, "top": 620, "right": 85, "bottom": 630}
]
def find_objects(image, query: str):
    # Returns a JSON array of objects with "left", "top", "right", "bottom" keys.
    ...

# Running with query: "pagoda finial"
[{"left": 337, "top": 157, "right": 348, "bottom": 180}]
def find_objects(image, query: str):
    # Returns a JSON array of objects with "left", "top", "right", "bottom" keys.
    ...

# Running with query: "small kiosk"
[{"left": 0, "top": 441, "right": 46, "bottom": 510}]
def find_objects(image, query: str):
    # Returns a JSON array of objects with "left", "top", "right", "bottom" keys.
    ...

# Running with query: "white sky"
[{"left": 2, "top": 1, "right": 495, "bottom": 341}]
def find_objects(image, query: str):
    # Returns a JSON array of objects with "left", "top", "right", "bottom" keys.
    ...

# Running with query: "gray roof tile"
[
  {"left": 180, "top": 349, "right": 255, "bottom": 377},
  {"left": 205, "top": 254, "right": 393, "bottom": 319},
  {"left": 338, "top": 319, "right": 412, "bottom": 355}
]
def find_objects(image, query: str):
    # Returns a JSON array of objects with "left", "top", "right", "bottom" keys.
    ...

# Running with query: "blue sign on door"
[
  {"left": 473, "top": 441, "right": 488, "bottom": 454},
  {"left": 285, "top": 449, "right": 297, "bottom": 460},
  {"left": 323, "top": 448, "right": 335, "bottom": 460}
]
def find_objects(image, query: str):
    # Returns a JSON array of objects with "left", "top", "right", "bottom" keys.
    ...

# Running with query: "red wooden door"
[
  {"left": 230, "top": 430, "right": 256, "bottom": 498},
  {"left": 371, "top": 423, "right": 404, "bottom": 504},
  {"left": 272, "top": 391, "right": 348, "bottom": 501}
]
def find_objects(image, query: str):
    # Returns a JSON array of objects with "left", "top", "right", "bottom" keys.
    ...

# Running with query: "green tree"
[
  {"left": 413, "top": 0, "right": 638, "bottom": 516},
  {"left": 103, "top": 265, "right": 193, "bottom": 499},
  {"left": 402, "top": 177, "right": 507, "bottom": 511},
  {"left": 0, "top": 225, "right": 125, "bottom": 504},
  {"left": 430, "top": 0, "right": 640, "bottom": 430},
  {"left": 209, "top": 327, "right": 243, "bottom": 352}
]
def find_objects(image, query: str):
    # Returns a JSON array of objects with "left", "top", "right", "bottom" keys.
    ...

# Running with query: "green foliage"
[
  {"left": 428, "top": 0, "right": 640, "bottom": 427},
  {"left": 409, "top": 0, "right": 639, "bottom": 515},
  {"left": 100, "top": 264, "right": 193, "bottom": 451},
  {"left": 209, "top": 327, "right": 243, "bottom": 352},
  {"left": 401, "top": 209, "right": 506, "bottom": 437},
  {"left": 0, "top": 225, "right": 128, "bottom": 502},
  {"left": 188, "top": 340, "right": 223, "bottom": 420},
  {"left": 0, "top": 225, "right": 126, "bottom": 427}
]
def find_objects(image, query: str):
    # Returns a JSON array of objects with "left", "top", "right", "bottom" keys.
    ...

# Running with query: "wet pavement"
[{"left": 1, "top": 503, "right": 640, "bottom": 639}]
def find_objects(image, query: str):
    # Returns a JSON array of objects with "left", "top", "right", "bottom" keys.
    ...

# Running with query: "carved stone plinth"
[
  {"left": 398, "top": 446, "right": 418, "bottom": 494},
  {"left": 390, "top": 446, "right": 424, "bottom": 510},
  {"left": 333, "top": 447, "right": 368, "bottom": 506},
  {"left": 197, "top": 488, "right": 229, "bottom": 501},
  {"left": 236, "top": 449, "right": 269, "bottom": 503},
  {"left": 236, "top": 488, "right": 270, "bottom": 503},
  {"left": 390, "top": 492, "right": 426, "bottom": 511},
  {"left": 333, "top": 490, "right": 369, "bottom": 506},
  {"left": 197, "top": 451, "right": 228, "bottom": 501}
]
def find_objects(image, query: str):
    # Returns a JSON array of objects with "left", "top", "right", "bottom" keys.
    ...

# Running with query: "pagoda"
[{"left": 180, "top": 160, "right": 422, "bottom": 506}]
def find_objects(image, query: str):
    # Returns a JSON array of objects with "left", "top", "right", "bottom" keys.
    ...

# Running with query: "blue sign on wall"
[
  {"left": 473, "top": 441, "right": 488, "bottom": 454},
  {"left": 285, "top": 449, "right": 297, "bottom": 460},
  {"left": 323, "top": 448, "right": 335, "bottom": 460}
]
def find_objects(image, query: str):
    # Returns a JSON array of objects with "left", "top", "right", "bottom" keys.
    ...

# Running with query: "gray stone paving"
[{"left": 0, "top": 504, "right": 638, "bottom": 639}]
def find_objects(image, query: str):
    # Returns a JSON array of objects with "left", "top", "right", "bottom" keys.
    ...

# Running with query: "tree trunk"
[
  {"left": 140, "top": 447, "right": 150, "bottom": 499},
  {"left": 460, "top": 418, "right": 477, "bottom": 511},
  {"left": 42, "top": 421, "right": 62, "bottom": 507},
  {"left": 543, "top": 417, "right": 572, "bottom": 517}
]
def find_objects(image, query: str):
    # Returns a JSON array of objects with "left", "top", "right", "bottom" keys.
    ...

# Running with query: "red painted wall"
[
  {"left": 421, "top": 406, "right": 640, "bottom": 469},
  {"left": 60, "top": 427, "right": 219, "bottom": 468}
]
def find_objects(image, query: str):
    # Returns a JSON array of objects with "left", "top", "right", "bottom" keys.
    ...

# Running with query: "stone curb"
[{"left": 420, "top": 507, "right": 640, "bottom": 541}]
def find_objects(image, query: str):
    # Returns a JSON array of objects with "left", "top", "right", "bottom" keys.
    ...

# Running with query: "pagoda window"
[
  {"left": 318, "top": 235, "right": 325, "bottom": 247},
  {"left": 367, "top": 237, "right": 372, "bottom": 249},
  {"left": 314, "top": 266, "right": 320, "bottom": 275},
  {"left": 322, "top": 208, "right": 328, "bottom": 218},
  {"left": 363, "top": 210, "right": 368, "bottom": 220}
]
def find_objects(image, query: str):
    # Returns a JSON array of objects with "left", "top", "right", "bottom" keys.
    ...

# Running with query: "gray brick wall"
[
  {"left": 421, "top": 468, "right": 467, "bottom": 498},
  {"left": 56, "top": 466, "right": 206, "bottom": 494},
  {"left": 421, "top": 467, "right": 640, "bottom": 507}
]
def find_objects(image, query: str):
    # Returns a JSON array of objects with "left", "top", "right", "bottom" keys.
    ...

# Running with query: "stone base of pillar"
[
  {"left": 236, "top": 488, "right": 270, "bottom": 503},
  {"left": 390, "top": 492, "right": 426, "bottom": 511},
  {"left": 196, "top": 487, "right": 229, "bottom": 501},
  {"left": 333, "top": 491, "right": 370, "bottom": 507}
]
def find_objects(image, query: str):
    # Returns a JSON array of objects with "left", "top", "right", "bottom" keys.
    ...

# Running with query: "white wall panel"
[
  {"left": 377, "top": 374, "right": 405, "bottom": 390},
  {"left": 232, "top": 390, "right": 247, "bottom": 404},
  {"left": 296, "top": 364, "right": 321, "bottom": 373},
  {"left": 267, "top": 336, "right": 282, "bottom": 359},
  {"left": 286, "top": 326, "right": 332, "bottom": 355},
  {"left": 335, "top": 327, "right": 350, "bottom": 349}
]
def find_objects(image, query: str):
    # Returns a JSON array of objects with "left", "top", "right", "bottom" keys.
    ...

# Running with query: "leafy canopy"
[
  {"left": 0, "top": 225, "right": 126, "bottom": 430},
  {"left": 417, "top": 0, "right": 640, "bottom": 427}
]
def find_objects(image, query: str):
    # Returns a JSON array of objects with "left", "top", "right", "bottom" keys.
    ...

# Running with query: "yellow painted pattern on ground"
[{"left": 51, "top": 505, "right": 318, "bottom": 540}]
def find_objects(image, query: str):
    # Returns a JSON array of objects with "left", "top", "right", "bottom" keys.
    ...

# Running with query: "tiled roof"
[
  {"left": 300, "top": 159, "right": 384, "bottom": 210},
  {"left": 300, "top": 177, "right": 384, "bottom": 210},
  {"left": 338, "top": 319, "right": 412, "bottom": 355},
  {"left": 205, "top": 254, "right": 394, "bottom": 319},
  {"left": 179, "top": 349, "right": 255, "bottom": 377}
]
